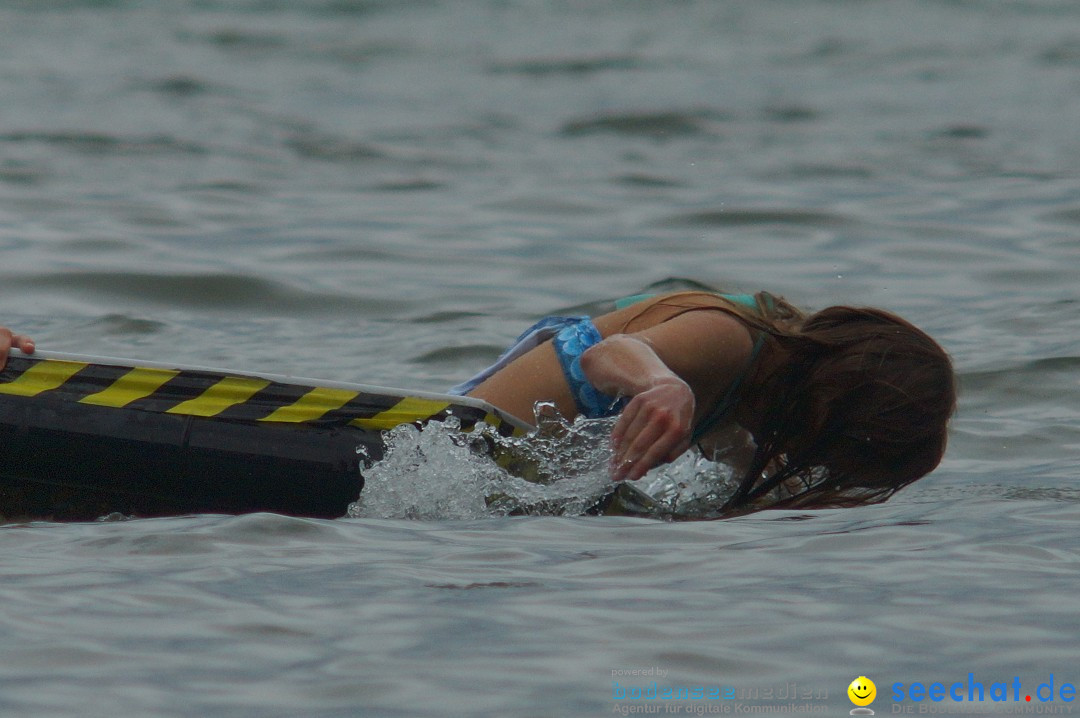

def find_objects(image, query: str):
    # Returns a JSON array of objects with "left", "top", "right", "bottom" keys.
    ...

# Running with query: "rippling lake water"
[{"left": 2, "top": 0, "right": 1079, "bottom": 715}]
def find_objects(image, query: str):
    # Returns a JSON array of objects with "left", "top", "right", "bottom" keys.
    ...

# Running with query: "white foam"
[{"left": 347, "top": 403, "right": 740, "bottom": 520}]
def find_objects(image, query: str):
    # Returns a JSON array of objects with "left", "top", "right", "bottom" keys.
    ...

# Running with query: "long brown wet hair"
[{"left": 622, "top": 291, "right": 957, "bottom": 514}]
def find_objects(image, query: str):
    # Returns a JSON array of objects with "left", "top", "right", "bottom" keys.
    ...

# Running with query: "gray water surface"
[{"left": 1, "top": 0, "right": 1078, "bottom": 715}]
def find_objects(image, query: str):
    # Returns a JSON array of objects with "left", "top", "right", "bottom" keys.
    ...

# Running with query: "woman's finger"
[
  {"left": 610, "top": 396, "right": 643, "bottom": 449},
  {"left": 614, "top": 415, "right": 666, "bottom": 478},
  {"left": 611, "top": 396, "right": 659, "bottom": 471},
  {"left": 620, "top": 414, "right": 690, "bottom": 482}
]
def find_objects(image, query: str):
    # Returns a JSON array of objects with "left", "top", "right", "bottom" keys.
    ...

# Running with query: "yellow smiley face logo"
[{"left": 848, "top": 676, "right": 876, "bottom": 707}]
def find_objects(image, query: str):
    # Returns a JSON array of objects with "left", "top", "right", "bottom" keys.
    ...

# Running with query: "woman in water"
[
  {"left": 0, "top": 290, "right": 955, "bottom": 515},
  {"left": 451, "top": 289, "right": 955, "bottom": 514}
]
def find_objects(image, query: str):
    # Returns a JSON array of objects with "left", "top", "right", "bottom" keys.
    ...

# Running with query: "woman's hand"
[
  {"left": 0, "top": 327, "right": 34, "bottom": 371},
  {"left": 610, "top": 377, "right": 695, "bottom": 482}
]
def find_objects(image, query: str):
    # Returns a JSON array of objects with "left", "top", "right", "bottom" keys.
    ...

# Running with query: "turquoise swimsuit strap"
[
  {"left": 614, "top": 291, "right": 763, "bottom": 311},
  {"left": 690, "top": 331, "right": 766, "bottom": 443}
]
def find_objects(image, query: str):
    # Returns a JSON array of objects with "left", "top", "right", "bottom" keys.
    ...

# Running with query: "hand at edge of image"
[{"left": 0, "top": 326, "right": 35, "bottom": 371}]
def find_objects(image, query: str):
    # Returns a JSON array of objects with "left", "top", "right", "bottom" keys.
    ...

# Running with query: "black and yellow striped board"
[{"left": 0, "top": 350, "right": 532, "bottom": 521}]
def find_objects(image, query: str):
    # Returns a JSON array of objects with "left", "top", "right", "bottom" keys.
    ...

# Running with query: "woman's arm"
[
  {"left": 582, "top": 310, "right": 754, "bottom": 482},
  {"left": 0, "top": 326, "right": 34, "bottom": 371}
]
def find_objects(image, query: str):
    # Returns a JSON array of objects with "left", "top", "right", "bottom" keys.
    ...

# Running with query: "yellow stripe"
[
  {"left": 486, "top": 413, "right": 527, "bottom": 437},
  {"left": 79, "top": 367, "right": 180, "bottom": 408},
  {"left": 259, "top": 386, "right": 359, "bottom": 423},
  {"left": 165, "top": 376, "right": 270, "bottom": 418},
  {"left": 483, "top": 412, "right": 521, "bottom": 436},
  {"left": 350, "top": 396, "right": 450, "bottom": 431},
  {"left": 0, "top": 360, "right": 88, "bottom": 397}
]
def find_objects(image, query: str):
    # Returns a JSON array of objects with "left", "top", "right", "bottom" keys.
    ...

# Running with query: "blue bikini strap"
[{"left": 552, "top": 318, "right": 626, "bottom": 418}]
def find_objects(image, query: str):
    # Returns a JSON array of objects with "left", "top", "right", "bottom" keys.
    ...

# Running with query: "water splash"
[{"left": 347, "top": 403, "right": 740, "bottom": 520}]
